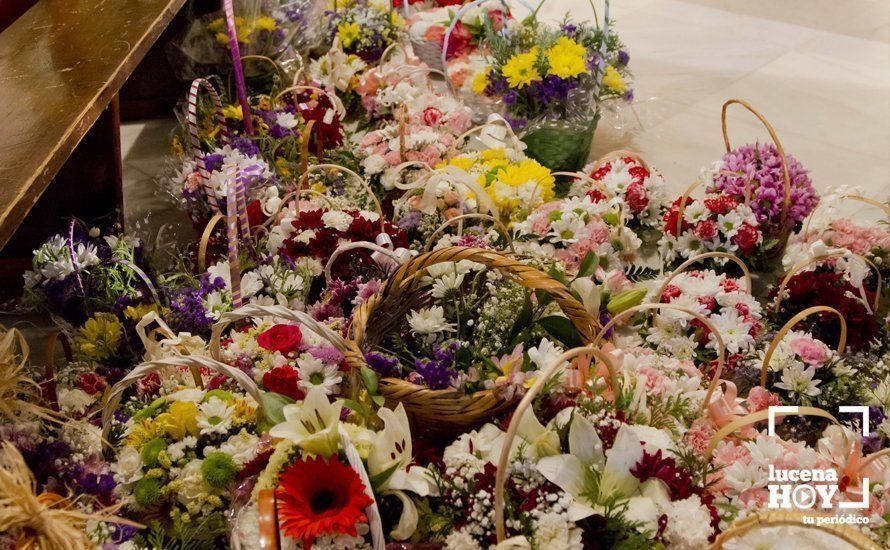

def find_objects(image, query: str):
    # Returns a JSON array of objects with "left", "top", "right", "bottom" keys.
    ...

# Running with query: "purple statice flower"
[
  {"left": 624, "top": 89, "right": 635, "bottom": 102},
  {"left": 433, "top": 340, "right": 460, "bottom": 363},
  {"left": 164, "top": 275, "right": 225, "bottom": 335},
  {"left": 231, "top": 136, "right": 261, "bottom": 157},
  {"left": 366, "top": 351, "right": 401, "bottom": 377},
  {"left": 505, "top": 114, "right": 527, "bottom": 132},
  {"left": 502, "top": 89, "right": 518, "bottom": 105},
  {"left": 713, "top": 143, "right": 818, "bottom": 232},
  {"left": 413, "top": 357, "right": 456, "bottom": 390},
  {"left": 560, "top": 23, "right": 578, "bottom": 35},
  {"left": 109, "top": 524, "right": 140, "bottom": 545},
  {"left": 617, "top": 50, "right": 630, "bottom": 67},
  {"left": 484, "top": 71, "right": 508, "bottom": 97},
  {"left": 529, "top": 75, "right": 576, "bottom": 107},
  {"left": 203, "top": 152, "right": 226, "bottom": 172},
  {"left": 586, "top": 52, "right": 602, "bottom": 72}
]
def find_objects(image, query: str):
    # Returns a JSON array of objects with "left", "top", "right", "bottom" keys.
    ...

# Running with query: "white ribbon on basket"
[
  {"left": 475, "top": 113, "right": 526, "bottom": 153},
  {"left": 392, "top": 165, "right": 499, "bottom": 219}
]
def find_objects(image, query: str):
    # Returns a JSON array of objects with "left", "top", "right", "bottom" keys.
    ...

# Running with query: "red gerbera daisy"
[{"left": 275, "top": 456, "right": 373, "bottom": 548}]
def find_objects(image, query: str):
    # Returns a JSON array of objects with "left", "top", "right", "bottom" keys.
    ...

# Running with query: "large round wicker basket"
[{"left": 344, "top": 246, "right": 599, "bottom": 434}]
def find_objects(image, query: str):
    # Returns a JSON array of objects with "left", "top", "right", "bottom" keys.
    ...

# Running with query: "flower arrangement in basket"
[
  {"left": 103, "top": 355, "right": 268, "bottom": 547},
  {"left": 702, "top": 99, "right": 820, "bottom": 257},
  {"left": 568, "top": 150, "right": 670, "bottom": 248},
  {"left": 326, "top": 0, "right": 406, "bottom": 64},
  {"left": 229, "top": 388, "right": 437, "bottom": 549},
  {"left": 355, "top": 45, "right": 427, "bottom": 120},
  {"left": 344, "top": 246, "right": 601, "bottom": 434},
  {"left": 471, "top": 2, "right": 632, "bottom": 171}
]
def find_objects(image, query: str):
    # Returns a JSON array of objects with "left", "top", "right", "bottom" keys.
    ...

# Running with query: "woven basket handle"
[
  {"left": 381, "top": 246, "right": 600, "bottom": 339},
  {"left": 552, "top": 171, "right": 612, "bottom": 200},
  {"left": 275, "top": 85, "right": 346, "bottom": 121},
  {"left": 592, "top": 303, "right": 726, "bottom": 408},
  {"left": 802, "top": 193, "right": 890, "bottom": 238},
  {"left": 760, "top": 306, "right": 846, "bottom": 387},
  {"left": 657, "top": 252, "right": 752, "bottom": 298},
  {"left": 188, "top": 78, "right": 230, "bottom": 211},
  {"left": 712, "top": 510, "right": 882, "bottom": 550},
  {"left": 198, "top": 213, "right": 226, "bottom": 273},
  {"left": 41, "top": 331, "right": 71, "bottom": 411},
  {"left": 100, "top": 355, "right": 262, "bottom": 445},
  {"left": 391, "top": 66, "right": 451, "bottom": 97},
  {"left": 298, "top": 164, "right": 385, "bottom": 232},
  {"left": 494, "top": 345, "right": 619, "bottom": 542},
  {"left": 721, "top": 99, "right": 792, "bottom": 250},
  {"left": 422, "top": 213, "right": 515, "bottom": 253},
  {"left": 775, "top": 251, "right": 881, "bottom": 312},
  {"left": 705, "top": 406, "right": 840, "bottom": 460},
  {"left": 393, "top": 164, "right": 500, "bottom": 221},
  {"left": 240, "top": 54, "right": 286, "bottom": 82},
  {"left": 210, "top": 303, "right": 347, "bottom": 361},
  {"left": 674, "top": 179, "right": 703, "bottom": 237},
  {"left": 379, "top": 40, "right": 410, "bottom": 64}
]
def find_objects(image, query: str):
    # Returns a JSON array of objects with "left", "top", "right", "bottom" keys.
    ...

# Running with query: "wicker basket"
[
  {"left": 712, "top": 510, "right": 880, "bottom": 549},
  {"left": 344, "top": 246, "right": 600, "bottom": 434}
]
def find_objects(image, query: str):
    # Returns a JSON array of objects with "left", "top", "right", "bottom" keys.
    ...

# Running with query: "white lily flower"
[
  {"left": 268, "top": 387, "right": 341, "bottom": 458},
  {"left": 570, "top": 277, "right": 601, "bottom": 317}
]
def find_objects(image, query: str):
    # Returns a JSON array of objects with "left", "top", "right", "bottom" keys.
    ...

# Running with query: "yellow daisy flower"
[
  {"left": 337, "top": 22, "right": 361, "bottom": 49},
  {"left": 502, "top": 47, "right": 541, "bottom": 89},
  {"left": 602, "top": 66, "right": 627, "bottom": 93},
  {"left": 74, "top": 314, "right": 122, "bottom": 362},
  {"left": 253, "top": 16, "right": 277, "bottom": 33},
  {"left": 545, "top": 37, "right": 588, "bottom": 79},
  {"left": 221, "top": 104, "right": 243, "bottom": 120},
  {"left": 155, "top": 401, "right": 200, "bottom": 440},
  {"left": 123, "top": 303, "right": 159, "bottom": 322},
  {"left": 471, "top": 71, "right": 489, "bottom": 95}
]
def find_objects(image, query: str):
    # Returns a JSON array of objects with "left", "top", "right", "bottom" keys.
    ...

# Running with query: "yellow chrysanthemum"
[
  {"left": 479, "top": 148, "right": 508, "bottom": 162},
  {"left": 337, "top": 22, "right": 361, "bottom": 49},
  {"left": 446, "top": 156, "right": 475, "bottom": 172},
  {"left": 221, "top": 104, "right": 243, "bottom": 120},
  {"left": 215, "top": 31, "right": 230, "bottom": 45},
  {"left": 123, "top": 303, "right": 159, "bottom": 322},
  {"left": 602, "top": 65, "right": 627, "bottom": 93},
  {"left": 471, "top": 71, "right": 489, "bottom": 95},
  {"left": 75, "top": 314, "right": 122, "bottom": 361},
  {"left": 232, "top": 398, "right": 257, "bottom": 424},
  {"left": 502, "top": 47, "right": 541, "bottom": 89},
  {"left": 275, "top": 157, "right": 293, "bottom": 179},
  {"left": 486, "top": 159, "right": 555, "bottom": 219},
  {"left": 170, "top": 136, "right": 185, "bottom": 157},
  {"left": 124, "top": 419, "right": 163, "bottom": 447},
  {"left": 207, "top": 18, "right": 226, "bottom": 33},
  {"left": 253, "top": 16, "right": 277, "bottom": 33},
  {"left": 390, "top": 10, "right": 406, "bottom": 28},
  {"left": 545, "top": 37, "right": 588, "bottom": 79},
  {"left": 155, "top": 401, "right": 200, "bottom": 440}
]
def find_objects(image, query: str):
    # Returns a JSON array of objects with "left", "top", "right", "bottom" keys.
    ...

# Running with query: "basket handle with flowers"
[
  {"left": 344, "top": 246, "right": 601, "bottom": 431},
  {"left": 100, "top": 355, "right": 263, "bottom": 446},
  {"left": 187, "top": 77, "right": 230, "bottom": 211},
  {"left": 775, "top": 250, "right": 881, "bottom": 313},
  {"left": 392, "top": 162, "right": 502, "bottom": 222},
  {"left": 422, "top": 212, "right": 515, "bottom": 253},
  {"left": 493, "top": 345, "right": 620, "bottom": 543},
  {"left": 297, "top": 164, "right": 385, "bottom": 230},
  {"left": 719, "top": 99, "right": 793, "bottom": 252},
  {"left": 588, "top": 149, "right": 652, "bottom": 174},
  {"left": 759, "top": 305, "right": 846, "bottom": 388},
  {"left": 656, "top": 251, "right": 753, "bottom": 298},
  {"left": 802, "top": 192, "right": 890, "bottom": 238},
  {"left": 591, "top": 302, "right": 727, "bottom": 409},
  {"left": 712, "top": 510, "right": 881, "bottom": 550},
  {"left": 447, "top": 114, "right": 525, "bottom": 157}
]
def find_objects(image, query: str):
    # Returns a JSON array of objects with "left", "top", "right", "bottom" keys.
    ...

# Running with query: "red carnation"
[
  {"left": 661, "top": 284, "right": 681, "bottom": 302},
  {"left": 732, "top": 223, "right": 760, "bottom": 255},
  {"left": 662, "top": 197, "right": 693, "bottom": 237},
  {"left": 624, "top": 182, "right": 649, "bottom": 214},
  {"left": 263, "top": 365, "right": 304, "bottom": 401},
  {"left": 422, "top": 107, "right": 443, "bottom": 126},
  {"left": 136, "top": 373, "right": 160, "bottom": 398},
  {"left": 76, "top": 372, "right": 107, "bottom": 396},
  {"left": 628, "top": 164, "right": 650, "bottom": 183},
  {"left": 590, "top": 163, "right": 612, "bottom": 181},
  {"left": 703, "top": 194, "right": 739, "bottom": 215},
  {"left": 246, "top": 200, "right": 265, "bottom": 227},
  {"left": 721, "top": 278, "right": 740, "bottom": 293},
  {"left": 257, "top": 324, "right": 302, "bottom": 354},
  {"left": 693, "top": 219, "right": 718, "bottom": 240},
  {"left": 586, "top": 187, "right": 606, "bottom": 203}
]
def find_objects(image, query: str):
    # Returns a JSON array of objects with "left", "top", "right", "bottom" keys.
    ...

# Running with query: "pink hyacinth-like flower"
[{"left": 713, "top": 143, "right": 818, "bottom": 232}]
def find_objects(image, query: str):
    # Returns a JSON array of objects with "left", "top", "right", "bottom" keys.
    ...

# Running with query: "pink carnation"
[
  {"left": 529, "top": 202, "right": 563, "bottom": 235},
  {"left": 789, "top": 336, "right": 828, "bottom": 367},
  {"left": 683, "top": 417, "right": 714, "bottom": 456},
  {"left": 746, "top": 386, "right": 781, "bottom": 412},
  {"left": 829, "top": 218, "right": 890, "bottom": 257}
]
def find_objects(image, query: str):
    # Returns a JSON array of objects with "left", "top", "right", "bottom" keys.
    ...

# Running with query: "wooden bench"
[{"left": 0, "top": 0, "right": 188, "bottom": 297}]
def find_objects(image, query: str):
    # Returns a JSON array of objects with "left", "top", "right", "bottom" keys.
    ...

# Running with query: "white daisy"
[
  {"left": 774, "top": 364, "right": 822, "bottom": 399},
  {"left": 297, "top": 354, "right": 343, "bottom": 395},
  {"left": 407, "top": 306, "right": 456, "bottom": 335},
  {"left": 431, "top": 271, "right": 464, "bottom": 298},
  {"left": 197, "top": 397, "right": 235, "bottom": 435},
  {"left": 707, "top": 308, "right": 755, "bottom": 354}
]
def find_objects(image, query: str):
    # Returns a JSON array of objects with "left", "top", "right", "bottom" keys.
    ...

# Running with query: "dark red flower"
[
  {"left": 732, "top": 223, "right": 760, "bottom": 255},
  {"left": 625, "top": 182, "right": 649, "bottom": 214},
  {"left": 276, "top": 456, "right": 373, "bottom": 546},
  {"left": 661, "top": 284, "right": 681, "bottom": 302},
  {"left": 628, "top": 163, "right": 650, "bottom": 183},
  {"left": 662, "top": 197, "right": 693, "bottom": 237},
  {"left": 703, "top": 194, "right": 739, "bottom": 215},
  {"left": 76, "top": 372, "right": 107, "bottom": 395},
  {"left": 262, "top": 365, "right": 305, "bottom": 401},
  {"left": 444, "top": 21, "right": 473, "bottom": 60},
  {"left": 694, "top": 219, "right": 718, "bottom": 240},
  {"left": 630, "top": 449, "right": 697, "bottom": 500},
  {"left": 257, "top": 324, "right": 302, "bottom": 354},
  {"left": 135, "top": 372, "right": 160, "bottom": 398},
  {"left": 246, "top": 199, "right": 265, "bottom": 227}
]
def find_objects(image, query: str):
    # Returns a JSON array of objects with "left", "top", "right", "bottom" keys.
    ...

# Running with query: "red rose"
[
  {"left": 624, "top": 182, "right": 649, "bottom": 214},
  {"left": 732, "top": 223, "right": 760, "bottom": 255},
  {"left": 262, "top": 365, "right": 304, "bottom": 400},
  {"left": 257, "top": 324, "right": 302, "bottom": 354},
  {"left": 693, "top": 219, "right": 718, "bottom": 240},
  {"left": 76, "top": 372, "right": 107, "bottom": 395},
  {"left": 422, "top": 107, "right": 443, "bottom": 126}
]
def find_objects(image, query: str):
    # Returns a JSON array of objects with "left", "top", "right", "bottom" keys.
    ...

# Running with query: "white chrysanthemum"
[
  {"left": 443, "top": 530, "right": 483, "bottom": 550},
  {"left": 533, "top": 512, "right": 583, "bottom": 549},
  {"left": 774, "top": 363, "right": 821, "bottom": 398},
  {"left": 219, "top": 430, "right": 260, "bottom": 466},
  {"left": 176, "top": 459, "right": 210, "bottom": 507},
  {"left": 113, "top": 446, "right": 144, "bottom": 484},
  {"left": 321, "top": 210, "right": 353, "bottom": 232},
  {"left": 296, "top": 354, "right": 343, "bottom": 396},
  {"left": 707, "top": 308, "right": 755, "bottom": 354},
  {"left": 57, "top": 388, "right": 94, "bottom": 415},
  {"left": 407, "top": 306, "right": 456, "bottom": 335},
  {"left": 275, "top": 111, "right": 299, "bottom": 129},
  {"left": 197, "top": 397, "right": 235, "bottom": 435}
]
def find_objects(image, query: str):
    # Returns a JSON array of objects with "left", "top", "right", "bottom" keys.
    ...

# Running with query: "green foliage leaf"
[
  {"left": 577, "top": 251, "right": 598, "bottom": 278},
  {"left": 361, "top": 366, "right": 379, "bottom": 394},
  {"left": 537, "top": 315, "right": 583, "bottom": 348}
]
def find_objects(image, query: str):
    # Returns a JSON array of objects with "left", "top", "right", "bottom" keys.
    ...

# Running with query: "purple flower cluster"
[
  {"left": 165, "top": 274, "right": 227, "bottom": 335},
  {"left": 231, "top": 136, "right": 262, "bottom": 157},
  {"left": 365, "top": 351, "right": 401, "bottom": 377},
  {"left": 527, "top": 75, "right": 580, "bottom": 110},
  {"left": 412, "top": 341, "right": 460, "bottom": 390},
  {"left": 713, "top": 143, "right": 818, "bottom": 232}
]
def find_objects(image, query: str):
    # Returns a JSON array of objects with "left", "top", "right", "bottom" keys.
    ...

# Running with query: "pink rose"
[{"left": 789, "top": 336, "right": 828, "bottom": 367}]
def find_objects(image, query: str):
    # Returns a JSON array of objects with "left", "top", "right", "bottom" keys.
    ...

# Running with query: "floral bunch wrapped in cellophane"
[
  {"left": 326, "top": 0, "right": 406, "bottom": 64},
  {"left": 474, "top": 12, "right": 631, "bottom": 171},
  {"left": 230, "top": 387, "right": 438, "bottom": 548}
]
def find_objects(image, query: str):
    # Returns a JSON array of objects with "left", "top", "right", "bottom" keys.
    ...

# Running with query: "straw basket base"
[
  {"left": 410, "top": 38, "right": 446, "bottom": 73},
  {"left": 379, "top": 377, "right": 516, "bottom": 435},
  {"left": 520, "top": 114, "right": 600, "bottom": 172}
]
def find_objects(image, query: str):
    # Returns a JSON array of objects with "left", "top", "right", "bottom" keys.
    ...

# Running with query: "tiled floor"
[{"left": 121, "top": 0, "right": 890, "bottom": 232}]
